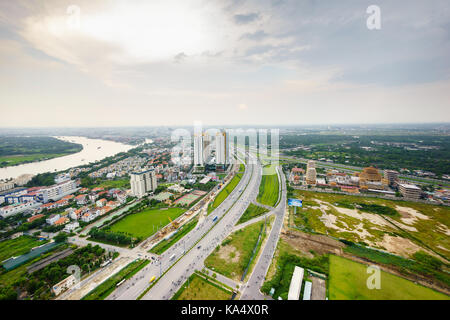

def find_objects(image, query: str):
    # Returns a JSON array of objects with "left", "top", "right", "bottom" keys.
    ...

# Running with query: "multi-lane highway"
[
  {"left": 240, "top": 166, "right": 287, "bottom": 300},
  {"left": 108, "top": 152, "right": 263, "bottom": 300}
]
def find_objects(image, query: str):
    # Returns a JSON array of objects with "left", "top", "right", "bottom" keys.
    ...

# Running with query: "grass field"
[
  {"left": 172, "top": 273, "right": 232, "bottom": 300},
  {"left": 97, "top": 179, "right": 130, "bottom": 189},
  {"left": 205, "top": 220, "right": 263, "bottom": 281},
  {"left": 208, "top": 173, "right": 243, "bottom": 215},
  {"left": 257, "top": 172, "right": 279, "bottom": 207},
  {"left": 82, "top": 259, "right": 150, "bottom": 300},
  {"left": 292, "top": 189, "right": 450, "bottom": 258},
  {"left": 237, "top": 203, "right": 269, "bottom": 225},
  {"left": 0, "top": 236, "right": 47, "bottom": 262},
  {"left": 109, "top": 207, "right": 185, "bottom": 240},
  {"left": 150, "top": 217, "right": 199, "bottom": 255},
  {"left": 261, "top": 238, "right": 329, "bottom": 299},
  {"left": 328, "top": 255, "right": 449, "bottom": 300},
  {"left": 0, "top": 153, "right": 76, "bottom": 167}
]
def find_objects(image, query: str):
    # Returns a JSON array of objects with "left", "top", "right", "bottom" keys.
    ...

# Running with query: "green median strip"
[
  {"left": 82, "top": 259, "right": 150, "bottom": 300},
  {"left": 137, "top": 160, "right": 252, "bottom": 300},
  {"left": 149, "top": 217, "right": 199, "bottom": 255}
]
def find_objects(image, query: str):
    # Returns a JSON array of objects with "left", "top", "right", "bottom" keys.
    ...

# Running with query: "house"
[
  {"left": 27, "top": 214, "right": 45, "bottom": 223},
  {"left": 54, "top": 217, "right": 69, "bottom": 226},
  {"left": 40, "top": 202, "right": 58, "bottom": 211},
  {"left": 106, "top": 201, "right": 117, "bottom": 208},
  {"left": 102, "top": 206, "right": 112, "bottom": 214},
  {"left": 55, "top": 199, "right": 69, "bottom": 207},
  {"left": 91, "top": 187, "right": 104, "bottom": 193},
  {"left": 63, "top": 221, "right": 79, "bottom": 233},
  {"left": 62, "top": 194, "right": 75, "bottom": 201},
  {"left": 96, "top": 198, "right": 107, "bottom": 207},
  {"left": 81, "top": 212, "right": 98, "bottom": 223},
  {"left": 52, "top": 275, "right": 77, "bottom": 296},
  {"left": 46, "top": 214, "right": 61, "bottom": 225},
  {"left": 75, "top": 194, "right": 88, "bottom": 205}
]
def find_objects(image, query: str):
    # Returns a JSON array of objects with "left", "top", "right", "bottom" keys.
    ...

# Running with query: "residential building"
[
  {"left": 398, "top": 183, "right": 422, "bottom": 200},
  {"left": 305, "top": 160, "right": 317, "bottom": 185},
  {"left": 96, "top": 198, "right": 107, "bottom": 207},
  {"left": 0, "top": 202, "right": 38, "bottom": 218},
  {"left": 64, "top": 221, "right": 79, "bottom": 233},
  {"left": 130, "top": 169, "right": 157, "bottom": 198},
  {"left": 384, "top": 170, "right": 399, "bottom": 186},
  {"left": 27, "top": 214, "right": 45, "bottom": 223},
  {"left": 288, "top": 266, "right": 304, "bottom": 300},
  {"left": 52, "top": 275, "right": 77, "bottom": 296},
  {"left": 193, "top": 132, "right": 204, "bottom": 166},
  {"left": 46, "top": 214, "right": 61, "bottom": 225},
  {"left": 216, "top": 130, "right": 229, "bottom": 165},
  {"left": 0, "top": 181, "right": 15, "bottom": 192}
]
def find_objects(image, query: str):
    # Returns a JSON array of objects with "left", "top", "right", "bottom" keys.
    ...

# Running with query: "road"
[
  {"left": 240, "top": 165, "right": 287, "bottom": 300},
  {"left": 107, "top": 152, "right": 261, "bottom": 300}
]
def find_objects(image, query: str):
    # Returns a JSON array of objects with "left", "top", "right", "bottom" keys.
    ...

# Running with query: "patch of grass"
[
  {"left": 82, "top": 259, "right": 150, "bottom": 300},
  {"left": 0, "top": 236, "right": 47, "bottom": 262},
  {"left": 204, "top": 221, "right": 264, "bottom": 281},
  {"left": 328, "top": 255, "right": 448, "bottom": 300},
  {"left": 172, "top": 273, "right": 232, "bottom": 300},
  {"left": 96, "top": 179, "right": 130, "bottom": 189},
  {"left": 257, "top": 173, "right": 279, "bottom": 207},
  {"left": 261, "top": 239, "right": 329, "bottom": 300},
  {"left": 208, "top": 173, "right": 243, "bottom": 215},
  {"left": 150, "top": 218, "right": 199, "bottom": 255},
  {"left": 108, "top": 207, "right": 185, "bottom": 240},
  {"left": 237, "top": 203, "right": 269, "bottom": 225},
  {"left": 358, "top": 203, "right": 398, "bottom": 216}
]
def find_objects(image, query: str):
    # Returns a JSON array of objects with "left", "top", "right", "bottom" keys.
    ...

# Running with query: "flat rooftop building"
[
  {"left": 398, "top": 183, "right": 421, "bottom": 200},
  {"left": 288, "top": 266, "right": 304, "bottom": 300}
]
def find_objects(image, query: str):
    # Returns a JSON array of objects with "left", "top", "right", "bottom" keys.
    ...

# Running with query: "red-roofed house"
[
  {"left": 54, "top": 217, "right": 69, "bottom": 226},
  {"left": 27, "top": 214, "right": 45, "bottom": 223}
]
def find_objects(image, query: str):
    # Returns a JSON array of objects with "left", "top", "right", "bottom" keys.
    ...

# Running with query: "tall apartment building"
[
  {"left": 305, "top": 160, "right": 317, "bottom": 185},
  {"left": 398, "top": 183, "right": 421, "bottom": 200},
  {"left": 215, "top": 130, "right": 229, "bottom": 165},
  {"left": 41, "top": 180, "right": 78, "bottom": 201},
  {"left": 383, "top": 170, "right": 399, "bottom": 186},
  {"left": 130, "top": 169, "right": 157, "bottom": 198},
  {"left": 193, "top": 133, "right": 204, "bottom": 166}
]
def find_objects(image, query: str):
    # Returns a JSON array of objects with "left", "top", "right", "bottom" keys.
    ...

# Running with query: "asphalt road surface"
[{"left": 108, "top": 152, "right": 262, "bottom": 300}]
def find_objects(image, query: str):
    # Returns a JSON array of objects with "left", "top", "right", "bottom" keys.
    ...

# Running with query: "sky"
[{"left": 0, "top": 0, "right": 449, "bottom": 127}]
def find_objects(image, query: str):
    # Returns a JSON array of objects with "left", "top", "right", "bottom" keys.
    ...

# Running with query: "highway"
[
  {"left": 108, "top": 152, "right": 262, "bottom": 300},
  {"left": 240, "top": 166, "right": 287, "bottom": 300}
]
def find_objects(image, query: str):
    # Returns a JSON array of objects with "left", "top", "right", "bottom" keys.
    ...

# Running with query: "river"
[{"left": 0, "top": 136, "right": 135, "bottom": 180}]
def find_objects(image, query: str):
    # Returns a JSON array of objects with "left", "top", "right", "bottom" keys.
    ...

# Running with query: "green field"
[
  {"left": 0, "top": 236, "right": 47, "bottom": 263},
  {"left": 150, "top": 218, "right": 199, "bottom": 255},
  {"left": 205, "top": 220, "right": 263, "bottom": 281},
  {"left": 172, "top": 273, "right": 232, "bottom": 300},
  {"left": 329, "top": 255, "right": 449, "bottom": 300},
  {"left": 208, "top": 173, "right": 243, "bottom": 214},
  {"left": 97, "top": 179, "right": 130, "bottom": 189},
  {"left": 257, "top": 172, "right": 279, "bottom": 207},
  {"left": 292, "top": 189, "right": 450, "bottom": 258},
  {"left": 109, "top": 207, "right": 185, "bottom": 239},
  {"left": 237, "top": 203, "right": 269, "bottom": 225},
  {"left": 82, "top": 259, "right": 150, "bottom": 300},
  {"left": 0, "top": 136, "right": 82, "bottom": 168}
]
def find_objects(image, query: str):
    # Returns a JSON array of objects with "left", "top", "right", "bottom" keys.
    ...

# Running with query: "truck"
[{"left": 212, "top": 216, "right": 218, "bottom": 222}]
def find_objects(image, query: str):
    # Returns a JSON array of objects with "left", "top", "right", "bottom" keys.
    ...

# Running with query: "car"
[{"left": 197, "top": 245, "right": 201, "bottom": 249}]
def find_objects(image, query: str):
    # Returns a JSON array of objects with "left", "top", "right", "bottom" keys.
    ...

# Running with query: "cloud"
[
  {"left": 240, "top": 30, "right": 269, "bottom": 41},
  {"left": 233, "top": 12, "right": 260, "bottom": 24},
  {"left": 238, "top": 103, "right": 248, "bottom": 110}
]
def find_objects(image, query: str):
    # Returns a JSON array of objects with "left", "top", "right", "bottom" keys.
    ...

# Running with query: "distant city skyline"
[{"left": 1, "top": 0, "right": 449, "bottom": 127}]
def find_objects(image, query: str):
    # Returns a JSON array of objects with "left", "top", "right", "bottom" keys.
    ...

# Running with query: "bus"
[
  {"left": 169, "top": 254, "right": 176, "bottom": 261},
  {"left": 116, "top": 279, "right": 126, "bottom": 287}
]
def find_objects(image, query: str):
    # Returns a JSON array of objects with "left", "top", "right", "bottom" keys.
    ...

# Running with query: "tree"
[{"left": 54, "top": 232, "right": 68, "bottom": 243}]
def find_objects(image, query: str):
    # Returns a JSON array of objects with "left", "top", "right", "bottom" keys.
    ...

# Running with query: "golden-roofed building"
[{"left": 359, "top": 166, "right": 386, "bottom": 190}]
